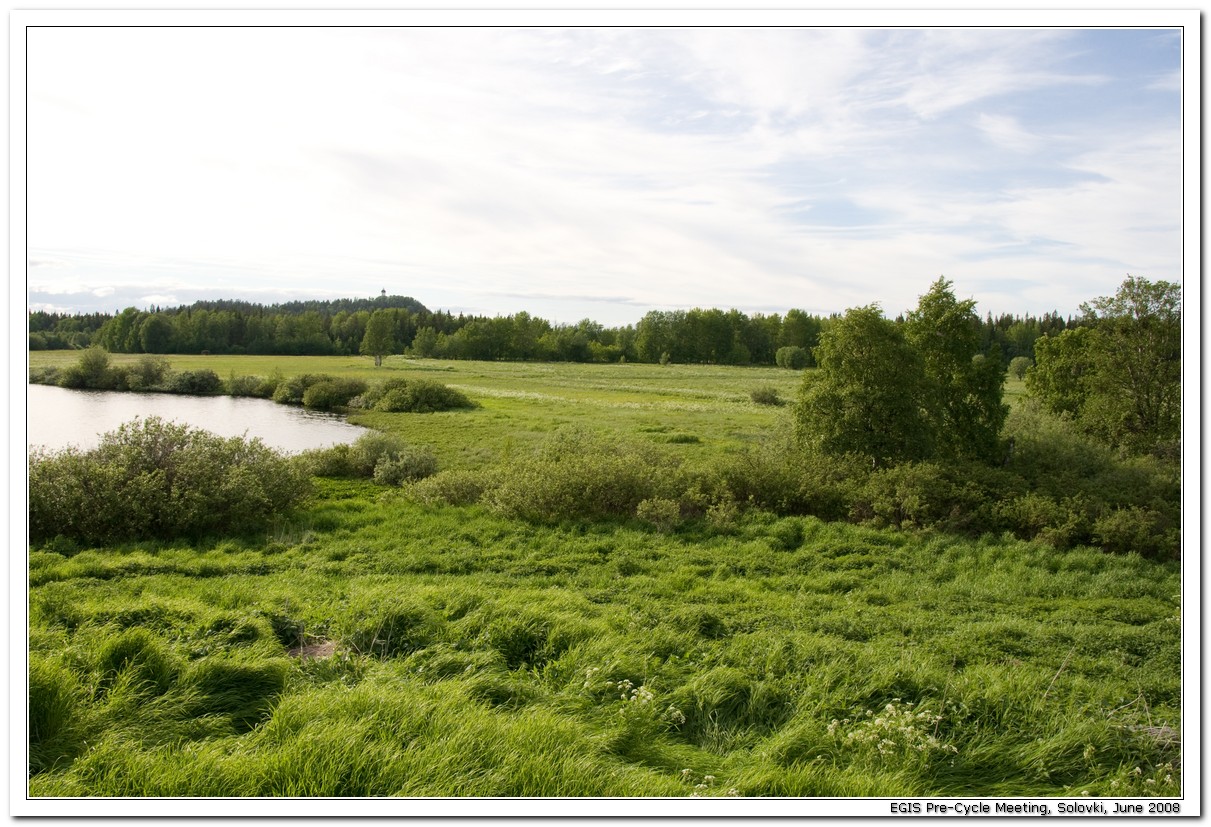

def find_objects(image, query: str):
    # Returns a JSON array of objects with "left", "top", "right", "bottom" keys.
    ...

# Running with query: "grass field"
[
  {"left": 26, "top": 351, "right": 1026, "bottom": 470},
  {"left": 24, "top": 354, "right": 1180, "bottom": 801}
]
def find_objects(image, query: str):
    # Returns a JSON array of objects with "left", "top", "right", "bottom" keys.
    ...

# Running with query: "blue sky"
[{"left": 24, "top": 20, "right": 1187, "bottom": 327}]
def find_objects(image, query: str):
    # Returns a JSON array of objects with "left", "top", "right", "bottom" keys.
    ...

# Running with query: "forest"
[{"left": 30, "top": 292, "right": 1071, "bottom": 367}]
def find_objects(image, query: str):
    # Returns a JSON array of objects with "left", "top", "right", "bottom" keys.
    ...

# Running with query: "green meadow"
[{"left": 25, "top": 353, "right": 1181, "bottom": 798}]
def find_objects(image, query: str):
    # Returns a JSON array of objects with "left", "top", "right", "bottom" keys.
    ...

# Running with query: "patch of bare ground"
[{"left": 288, "top": 640, "right": 338, "bottom": 660}]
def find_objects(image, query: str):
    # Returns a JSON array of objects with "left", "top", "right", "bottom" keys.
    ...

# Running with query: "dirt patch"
[{"left": 288, "top": 640, "right": 338, "bottom": 660}]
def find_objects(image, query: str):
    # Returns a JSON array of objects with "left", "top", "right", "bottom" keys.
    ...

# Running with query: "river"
[{"left": 25, "top": 384, "right": 370, "bottom": 454}]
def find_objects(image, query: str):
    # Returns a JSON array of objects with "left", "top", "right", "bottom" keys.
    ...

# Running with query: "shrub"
[
  {"left": 484, "top": 429, "right": 685, "bottom": 522},
  {"left": 850, "top": 462, "right": 961, "bottom": 529},
  {"left": 226, "top": 374, "right": 266, "bottom": 397},
  {"left": 296, "top": 443, "right": 361, "bottom": 478},
  {"left": 162, "top": 369, "right": 222, "bottom": 395},
  {"left": 775, "top": 345, "right": 810, "bottom": 370},
  {"left": 372, "top": 447, "right": 439, "bottom": 486},
  {"left": 28, "top": 417, "right": 312, "bottom": 545},
  {"left": 407, "top": 469, "right": 499, "bottom": 506},
  {"left": 1093, "top": 506, "right": 1179, "bottom": 560},
  {"left": 750, "top": 386, "right": 784, "bottom": 406},
  {"left": 29, "top": 366, "right": 60, "bottom": 386},
  {"left": 348, "top": 432, "right": 413, "bottom": 477},
  {"left": 374, "top": 379, "right": 474, "bottom": 413},
  {"left": 272, "top": 374, "right": 338, "bottom": 406},
  {"left": 302, "top": 378, "right": 369, "bottom": 412},
  {"left": 636, "top": 497, "right": 682, "bottom": 533},
  {"left": 124, "top": 356, "right": 172, "bottom": 391},
  {"left": 57, "top": 347, "right": 121, "bottom": 390}
]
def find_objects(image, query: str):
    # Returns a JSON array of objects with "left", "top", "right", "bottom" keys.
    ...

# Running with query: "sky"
[{"left": 24, "top": 19, "right": 1187, "bottom": 328}]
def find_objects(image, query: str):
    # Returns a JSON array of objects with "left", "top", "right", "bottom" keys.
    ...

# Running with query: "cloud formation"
[{"left": 25, "top": 23, "right": 1186, "bottom": 325}]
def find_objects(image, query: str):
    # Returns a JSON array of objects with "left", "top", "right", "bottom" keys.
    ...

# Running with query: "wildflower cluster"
[
  {"left": 1105, "top": 762, "right": 1179, "bottom": 796},
  {"left": 581, "top": 668, "right": 685, "bottom": 728},
  {"left": 828, "top": 699, "right": 959, "bottom": 763},
  {"left": 679, "top": 768, "right": 740, "bottom": 798}
]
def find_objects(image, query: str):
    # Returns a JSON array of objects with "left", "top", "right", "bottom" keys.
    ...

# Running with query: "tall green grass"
[{"left": 28, "top": 479, "right": 1180, "bottom": 797}]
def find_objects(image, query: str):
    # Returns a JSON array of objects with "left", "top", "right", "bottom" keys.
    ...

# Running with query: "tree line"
[{"left": 29, "top": 293, "right": 1072, "bottom": 366}]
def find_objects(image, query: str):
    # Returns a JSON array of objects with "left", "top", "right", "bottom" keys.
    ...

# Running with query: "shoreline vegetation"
[{"left": 26, "top": 278, "right": 1182, "bottom": 798}]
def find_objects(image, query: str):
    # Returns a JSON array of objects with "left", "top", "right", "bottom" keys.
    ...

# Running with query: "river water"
[{"left": 25, "top": 384, "right": 370, "bottom": 454}]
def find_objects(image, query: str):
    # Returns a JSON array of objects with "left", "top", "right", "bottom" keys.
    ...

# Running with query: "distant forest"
[{"left": 28, "top": 293, "right": 1074, "bottom": 366}]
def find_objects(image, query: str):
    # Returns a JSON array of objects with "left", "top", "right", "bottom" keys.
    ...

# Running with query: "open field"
[
  {"left": 25, "top": 354, "right": 1178, "bottom": 799},
  {"left": 26, "top": 351, "right": 1026, "bottom": 470}
]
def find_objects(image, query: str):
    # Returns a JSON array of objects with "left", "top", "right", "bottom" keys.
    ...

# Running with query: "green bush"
[
  {"left": 484, "top": 429, "right": 685, "bottom": 522},
  {"left": 1093, "top": 506, "right": 1179, "bottom": 560},
  {"left": 636, "top": 497, "right": 682, "bottom": 532},
  {"left": 57, "top": 347, "right": 122, "bottom": 390},
  {"left": 163, "top": 369, "right": 222, "bottom": 395},
  {"left": 28, "top": 417, "right": 312, "bottom": 545},
  {"left": 372, "top": 447, "right": 439, "bottom": 486},
  {"left": 272, "top": 374, "right": 338, "bottom": 406},
  {"left": 302, "top": 378, "right": 369, "bottom": 412},
  {"left": 374, "top": 379, "right": 474, "bottom": 413},
  {"left": 775, "top": 345, "right": 810, "bottom": 370},
  {"left": 125, "top": 356, "right": 172, "bottom": 391},
  {"left": 407, "top": 469, "right": 499, "bottom": 506},
  {"left": 226, "top": 374, "right": 267, "bottom": 397},
  {"left": 297, "top": 443, "right": 361, "bottom": 478},
  {"left": 29, "top": 366, "right": 61, "bottom": 385},
  {"left": 749, "top": 386, "right": 784, "bottom": 406}
]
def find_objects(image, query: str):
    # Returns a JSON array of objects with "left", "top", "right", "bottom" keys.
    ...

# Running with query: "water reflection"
[{"left": 26, "top": 384, "right": 369, "bottom": 454}]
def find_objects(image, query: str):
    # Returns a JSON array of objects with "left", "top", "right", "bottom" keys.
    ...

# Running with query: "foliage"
[
  {"left": 1008, "top": 356, "right": 1033, "bottom": 380},
  {"left": 271, "top": 374, "right": 340, "bottom": 406},
  {"left": 483, "top": 428, "right": 686, "bottom": 522},
  {"left": 377, "top": 380, "right": 474, "bottom": 413},
  {"left": 775, "top": 346, "right": 810, "bottom": 370},
  {"left": 56, "top": 347, "right": 120, "bottom": 390},
  {"left": 794, "top": 305, "right": 932, "bottom": 467},
  {"left": 162, "top": 369, "right": 223, "bottom": 395},
  {"left": 904, "top": 278, "right": 1007, "bottom": 463},
  {"left": 372, "top": 447, "right": 439, "bottom": 486},
  {"left": 28, "top": 417, "right": 312, "bottom": 545},
  {"left": 749, "top": 386, "right": 784, "bottom": 406},
  {"left": 301, "top": 378, "right": 369, "bottom": 412},
  {"left": 360, "top": 309, "right": 396, "bottom": 367},
  {"left": 794, "top": 281, "right": 1008, "bottom": 468},
  {"left": 636, "top": 497, "right": 682, "bottom": 533},
  {"left": 1028, "top": 277, "right": 1181, "bottom": 458},
  {"left": 125, "top": 356, "right": 173, "bottom": 391}
]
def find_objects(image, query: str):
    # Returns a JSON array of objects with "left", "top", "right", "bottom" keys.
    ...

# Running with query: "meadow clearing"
[{"left": 25, "top": 353, "right": 1181, "bottom": 799}]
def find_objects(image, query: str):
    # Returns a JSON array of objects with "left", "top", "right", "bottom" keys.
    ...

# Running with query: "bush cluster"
[
  {"left": 28, "top": 417, "right": 312, "bottom": 546},
  {"left": 354, "top": 377, "right": 475, "bottom": 413},
  {"left": 271, "top": 373, "right": 365, "bottom": 408},
  {"left": 298, "top": 432, "right": 439, "bottom": 487},
  {"left": 32, "top": 349, "right": 223, "bottom": 396},
  {"left": 406, "top": 408, "right": 1179, "bottom": 559},
  {"left": 775, "top": 345, "right": 810, "bottom": 370}
]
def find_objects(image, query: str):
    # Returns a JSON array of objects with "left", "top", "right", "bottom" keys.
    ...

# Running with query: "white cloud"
[
  {"left": 23, "top": 25, "right": 1186, "bottom": 325},
  {"left": 976, "top": 113, "right": 1041, "bottom": 153}
]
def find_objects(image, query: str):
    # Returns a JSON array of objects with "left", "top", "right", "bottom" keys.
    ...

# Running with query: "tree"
[
  {"left": 361, "top": 309, "right": 395, "bottom": 366},
  {"left": 138, "top": 314, "right": 174, "bottom": 353},
  {"left": 1008, "top": 356, "right": 1033, "bottom": 380},
  {"left": 1029, "top": 276, "right": 1181, "bottom": 457},
  {"left": 904, "top": 278, "right": 1007, "bottom": 463},
  {"left": 794, "top": 304, "right": 932, "bottom": 467}
]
